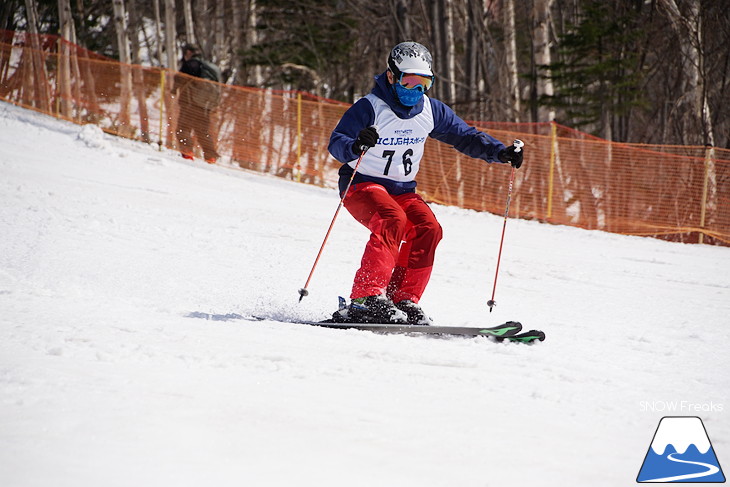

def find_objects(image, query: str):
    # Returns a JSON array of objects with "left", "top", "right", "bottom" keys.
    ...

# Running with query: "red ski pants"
[{"left": 343, "top": 183, "right": 443, "bottom": 303}]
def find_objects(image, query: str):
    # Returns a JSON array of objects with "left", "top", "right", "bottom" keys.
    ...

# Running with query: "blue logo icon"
[{"left": 637, "top": 416, "right": 725, "bottom": 483}]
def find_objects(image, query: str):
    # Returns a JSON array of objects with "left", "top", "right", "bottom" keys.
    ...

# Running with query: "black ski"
[
  {"left": 308, "top": 297, "right": 545, "bottom": 343},
  {"left": 186, "top": 310, "right": 546, "bottom": 343},
  {"left": 302, "top": 320, "right": 545, "bottom": 343}
]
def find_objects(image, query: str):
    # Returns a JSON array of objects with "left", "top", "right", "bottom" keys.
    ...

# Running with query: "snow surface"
[{"left": 1, "top": 100, "right": 728, "bottom": 486}]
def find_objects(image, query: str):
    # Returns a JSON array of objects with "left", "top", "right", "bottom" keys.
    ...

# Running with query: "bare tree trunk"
[
  {"left": 57, "top": 0, "right": 75, "bottom": 118},
  {"left": 152, "top": 0, "right": 164, "bottom": 66},
  {"left": 445, "top": 0, "right": 456, "bottom": 104},
  {"left": 23, "top": 0, "right": 51, "bottom": 112},
  {"left": 430, "top": 0, "right": 456, "bottom": 104},
  {"left": 164, "top": 0, "right": 177, "bottom": 70},
  {"left": 58, "top": 0, "right": 77, "bottom": 44},
  {"left": 112, "top": 0, "right": 132, "bottom": 71},
  {"left": 128, "top": 0, "right": 150, "bottom": 142},
  {"left": 431, "top": 0, "right": 444, "bottom": 95},
  {"left": 195, "top": 0, "right": 213, "bottom": 57},
  {"left": 163, "top": 0, "right": 178, "bottom": 148},
  {"left": 65, "top": 0, "right": 101, "bottom": 123},
  {"left": 504, "top": 0, "right": 520, "bottom": 122},
  {"left": 23, "top": 0, "right": 41, "bottom": 36},
  {"left": 476, "top": 0, "right": 491, "bottom": 120},
  {"left": 532, "top": 0, "right": 555, "bottom": 122},
  {"left": 394, "top": 0, "right": 411, "bottom": 40},
  {"left": 247, "top": 0, "right": 263, "bottom": 86},
  {"left": 657, "top": 0, "right": 714, "bottom": 146},
  {"left": 657, "top": 0, "right": 716, "bottom": 233},
  {"left": 463, "top": 0, "right": 476, "bottom": 116},
  {"left": 214, "top": 0, "right": 225, "bottom": 65},
  {"left": 230, "top": 0, "right": 242, "bottom": 83},
  {"left": 126, "top": 0, "right": 140, "bottom": 63},
  {"left": 112, "top": 0, "right": 134, "bottom": 137},
  {"left": 64, "top": 0, "right": 84, "bottom": 121},
  {"left": 182, "top": 0, "right": 196, "bottom": 44}
]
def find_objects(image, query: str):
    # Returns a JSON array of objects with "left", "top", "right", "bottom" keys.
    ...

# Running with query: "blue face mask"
[{"left": 394, "top": 83, "right": 425, "bottom": 107}]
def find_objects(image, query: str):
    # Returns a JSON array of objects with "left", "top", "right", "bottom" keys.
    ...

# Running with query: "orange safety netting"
[{"left": 2, "top": 32, "right": 728, "bottom": 246}]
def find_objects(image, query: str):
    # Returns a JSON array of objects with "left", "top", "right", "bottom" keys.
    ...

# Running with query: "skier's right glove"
[
  {"left": 498, "top": 145, "right": 524, "bottom": 169},
  {"left": 353, "top": 126, "right": 380, "bottom": 155}
]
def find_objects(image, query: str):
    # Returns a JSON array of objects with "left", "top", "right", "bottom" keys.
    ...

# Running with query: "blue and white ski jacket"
[{"left": 328, "top": 71, "right": 507, "bottom": 195}]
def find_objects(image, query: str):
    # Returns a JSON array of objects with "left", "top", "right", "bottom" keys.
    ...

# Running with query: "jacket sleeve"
[
  {"left": 429, "top": 99, "right": 506, "bottom": 163},
  {"left": 328, "top": 98, "right": 376, "bottom": 163}
]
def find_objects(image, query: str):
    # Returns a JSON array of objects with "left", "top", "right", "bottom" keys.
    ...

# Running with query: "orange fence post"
[
  {"left": 296, "top": 91, "right": 302, "bottom": 182},
  {"left": 158, "top": 69, "right": 165, "bottom": 152},
  {"left": 546, "top": 121, "right": 557, "bottom": 220},
  {"left": 55, "top": 37, "right": 61, "bottom": 118},
  {"left": 699, "top": 145, "right": 713, "bottom": 244}
]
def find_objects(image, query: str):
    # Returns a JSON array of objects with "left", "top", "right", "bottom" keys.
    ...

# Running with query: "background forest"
[{"left": 2, "top": 0, "right": 728, "bottom": 148}]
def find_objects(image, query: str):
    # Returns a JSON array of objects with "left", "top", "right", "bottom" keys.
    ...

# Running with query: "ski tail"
[{"left": 477, "top": 321, "right": 522, "bottom": 337}]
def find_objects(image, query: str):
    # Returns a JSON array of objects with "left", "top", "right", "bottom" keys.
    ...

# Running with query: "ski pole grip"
[
  {"left": 359, "top": 124, "right": 380, "bottom": 153},
  {"left": 512, "top": 139, "right": 524, "bottom": 153}
]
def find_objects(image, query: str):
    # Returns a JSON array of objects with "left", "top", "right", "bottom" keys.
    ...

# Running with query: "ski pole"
[
  {"left": 487, "top": 139, "right": 524, "bottom": 312},
  {"left": 298, "top": 127, "right": 377, "bottom": 302}
]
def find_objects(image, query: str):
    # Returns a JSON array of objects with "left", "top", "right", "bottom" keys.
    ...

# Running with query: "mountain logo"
[{"left": 637, "top": 416, "right": 725, "bottom": 483}]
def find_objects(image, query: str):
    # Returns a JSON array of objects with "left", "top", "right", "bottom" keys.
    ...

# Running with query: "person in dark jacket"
[
  {"left": 175, "top": 44, "right": 219, "bottom": 164},
  {"left": 327, "top": 41, "right": 524, "bottom": 325}
]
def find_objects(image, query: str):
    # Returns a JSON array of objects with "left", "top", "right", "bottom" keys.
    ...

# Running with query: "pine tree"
[
  {"left": 240, "top": 0, "right": 356, "bottom": 97},
  {"left": 542, "top": 1, "right": 646, "bottom": 140}
]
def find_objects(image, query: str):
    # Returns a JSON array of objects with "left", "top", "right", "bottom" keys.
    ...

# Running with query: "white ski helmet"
[{"left": 387, "top": 41, "right": 433, "bottom": 76}]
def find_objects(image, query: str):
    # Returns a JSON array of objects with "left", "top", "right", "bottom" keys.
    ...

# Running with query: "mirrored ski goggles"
[{"left": 398, "top": 73, "right": 434, "bottom": 91}]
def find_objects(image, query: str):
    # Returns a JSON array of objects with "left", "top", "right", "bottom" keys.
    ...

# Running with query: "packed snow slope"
[{"left": 1, "top": 101, "right": 728, "bottom": 487}]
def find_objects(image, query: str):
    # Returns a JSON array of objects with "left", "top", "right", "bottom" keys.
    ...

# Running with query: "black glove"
[
  {"left": 353, "top": 126, "right": 379, "bottom": 155},
  {"left": 498, "top": 145, "right": 524, "bottom": 169}
]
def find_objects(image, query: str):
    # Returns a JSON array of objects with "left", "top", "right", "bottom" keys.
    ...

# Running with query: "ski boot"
[
  {"left": 345, "top": 295, "right": 408, "bottom": 324},
  {"left": 394, "top": 300, "right": 433, "bottom": 325}
]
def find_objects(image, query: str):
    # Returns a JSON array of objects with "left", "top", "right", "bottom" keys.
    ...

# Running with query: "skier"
[{"left": 327, "top": 41, "right": 524, "bottom": 325}]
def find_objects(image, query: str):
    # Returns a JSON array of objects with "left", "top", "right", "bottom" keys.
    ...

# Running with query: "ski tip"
[
  {"left": 495, "top": 329, "right": 546, "bottom": 344},
  {"left": 529, "top": 330, "right": 546, "bottom": 342},
  {"left": 475, "top": 321, "right": 523, "bottom": 337},
  {"left": 512, "top": 330, "right": 546, "bottom": 343}
]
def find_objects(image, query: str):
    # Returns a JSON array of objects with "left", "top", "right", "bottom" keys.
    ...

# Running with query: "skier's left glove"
[{"left": 498, "top": 146, "right": 524, "bottom": 169}]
